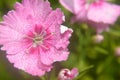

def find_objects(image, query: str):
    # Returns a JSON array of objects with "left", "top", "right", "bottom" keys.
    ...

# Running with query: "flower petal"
[
  {"left": 88, "top": 21, "right": 109, "bottom": 33},
  {"left": 59, "top": 0, "right": 86, "bottom": 14},
  {"left": 70, "top": 68, "right": 79, "bottom": 79},
  {"left": 22, "top": 0, "right": 52, "bottom": 23},
  {"left": 7, "top": 51, "right": 46, "bottom": 76},
  {"left": 59, "top": 0, "right": 74, "bottom": 13},
  {"left": 40, "top": 26, "right": 72, "bottom": 65},
  {"left": 43, "top": 9, "right": 64, "bottom": 44},
  {"left": 88, "top": 2, "right": 120, "bottom": 24}
]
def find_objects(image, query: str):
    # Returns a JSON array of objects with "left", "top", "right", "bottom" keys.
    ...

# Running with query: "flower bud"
[
  {"left": 115, "top": 47, "right": 120, "bottom": 56},
  {"left": 58, "top": 68, "right": 79, "bottom": 80},
  {"left": 93, "top": 34, "right": 104, "bottom": 43}
]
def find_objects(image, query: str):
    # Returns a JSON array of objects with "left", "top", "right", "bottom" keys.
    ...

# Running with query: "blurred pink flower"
[
  {"left": 0, "top": 0, "right": 73, "bottom": 76},
  {"left": 59, "top": 0, "right": 120, "bottom": 33},
  {"left": 58, "top": 68, "right": 79, "bottom": 80},
  {"left": 115, "top": 47, "right": 120, "bottom": 56},
  {"left": 93, "top": 34, "right": 104, "bottom": 43}
]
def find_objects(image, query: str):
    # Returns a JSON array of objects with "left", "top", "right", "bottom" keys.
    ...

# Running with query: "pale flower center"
[
  {"left": 33, "top": 34, "right": 43, "bottom": 47},
  {"left": 24, "top": 25, "right": 55, "bottom": 52}
]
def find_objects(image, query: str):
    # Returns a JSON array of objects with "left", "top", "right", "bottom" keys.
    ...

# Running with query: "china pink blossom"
[
  {"left": 59, "top": 0, "right": 120, "bottom": 33},
  {"left": 0, "top": 0, "right": 73, "bottom": 76},
  {"left": 58, "top": 68, "right": 79, "bottom": 80}
]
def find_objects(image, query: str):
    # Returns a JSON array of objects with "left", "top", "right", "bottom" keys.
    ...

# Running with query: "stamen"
[
  {"left": 40, "top": 44, "right": 49, "bottom": 50},
  {"left": 33, "top": 34, "right": 43, "bottom": 46},
  {"left": 24, "top": 27, "right": 53, "bottom": 51},
  {"left": 32, "top": 31, "right": 38, "bottom": 36},
  {"left": 39, "top": 28, "right": 46, "bottom": 36},
  {"left": 43, "top": 32, "right": 54, "bottom": 40},
  {"left": 25, "top": 43, "right": 34, "bottom": 54}
]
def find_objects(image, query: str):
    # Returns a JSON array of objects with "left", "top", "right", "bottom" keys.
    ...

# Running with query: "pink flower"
[
  {"left": 59, "top": 0, "right": 120, "bottom": 33},
  {"left": 115, "top": 47, "right": 120, "bottom": 56},
  {"left": 93, "top": 34, "right": 104, "bottom": 43},
  {"left": 58, "top": 68, "right": 79, "bottom": 80},
  {"left": 0, "top": 0, "right": 72, "bottom": 76}
]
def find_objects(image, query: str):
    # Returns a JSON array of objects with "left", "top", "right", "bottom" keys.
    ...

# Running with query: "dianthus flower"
[
  {"left": 0, "top": 0, "right": 72, "bottom": 76},
  {"left": 59, "top": 0, "right": 120, "bottom": 33}
]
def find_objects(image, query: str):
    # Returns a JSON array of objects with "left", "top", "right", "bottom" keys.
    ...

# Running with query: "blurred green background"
[{"left": 0, "top": 0, "right": 120, "bottom": 80}]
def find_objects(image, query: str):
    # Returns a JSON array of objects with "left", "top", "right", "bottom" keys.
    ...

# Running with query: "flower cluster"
[{"left": 0, "top": 0, "right": 72, "bottom": 76}]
